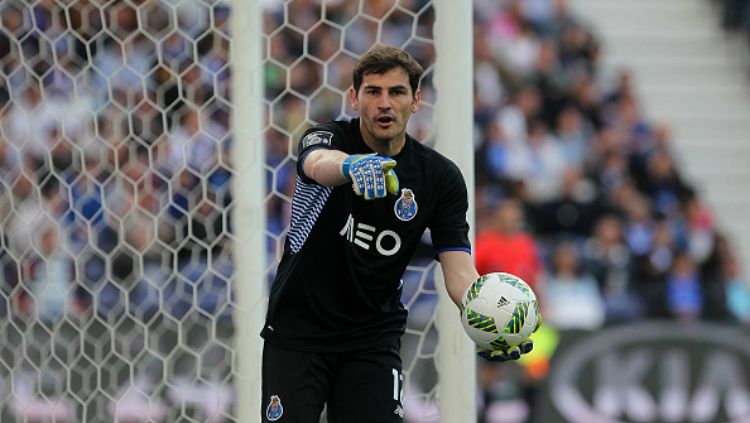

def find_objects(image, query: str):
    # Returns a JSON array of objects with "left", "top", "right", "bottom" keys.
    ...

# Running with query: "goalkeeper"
[{"left": 261, "top": 45, "right": 533, "bottom": 423}]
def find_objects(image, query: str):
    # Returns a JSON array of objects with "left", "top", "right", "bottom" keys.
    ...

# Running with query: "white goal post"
[
  {"left": 228, "top": 0, "right": 265, "bottom": 421},
  {"left": 432, "top": 1, "right": 477, "bottom": 422}
]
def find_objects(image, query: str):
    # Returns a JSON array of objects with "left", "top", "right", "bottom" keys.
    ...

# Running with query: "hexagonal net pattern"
[{"left": 0, "top": 0, "right": 444, "bottom": 422}]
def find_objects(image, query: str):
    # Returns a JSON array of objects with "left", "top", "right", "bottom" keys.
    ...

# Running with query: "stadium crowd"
[{"left": 0, "top": 0, "right": 749, "bottom": 422}]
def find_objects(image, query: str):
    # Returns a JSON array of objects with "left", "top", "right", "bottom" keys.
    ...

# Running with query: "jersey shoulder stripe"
[{"left": 288, "top": 176, "right": 333, "bottom": 253}]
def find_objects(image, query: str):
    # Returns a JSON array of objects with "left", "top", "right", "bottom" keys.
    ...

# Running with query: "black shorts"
[{"left": 261, "top": 342, "right": 404, "bottom": 423}]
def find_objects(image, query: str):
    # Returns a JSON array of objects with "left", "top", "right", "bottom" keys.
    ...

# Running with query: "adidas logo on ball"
[{"left": 497, "top": 296, "right": 510, "bottom": 308}]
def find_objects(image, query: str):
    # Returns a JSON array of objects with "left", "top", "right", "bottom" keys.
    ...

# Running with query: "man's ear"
[
  {"left": 412, "top": 88, "right": 422, "bottom": 113},
  {"left": 348, "top": 86, "right": 359, "bottom": 112}
]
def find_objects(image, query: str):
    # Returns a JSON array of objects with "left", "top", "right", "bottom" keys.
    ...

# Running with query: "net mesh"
[{"left": 0, "top": 0, "right": 447, "bottom": 422}]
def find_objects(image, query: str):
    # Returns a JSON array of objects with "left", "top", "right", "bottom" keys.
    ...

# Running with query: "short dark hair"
[{"left": 352, "top": 45, "right": 424, "bottom": 96}]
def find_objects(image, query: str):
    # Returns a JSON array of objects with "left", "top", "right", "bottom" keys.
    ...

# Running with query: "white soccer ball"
[{"left": 460, "top": 272, "right": 541, "bottom": 350}]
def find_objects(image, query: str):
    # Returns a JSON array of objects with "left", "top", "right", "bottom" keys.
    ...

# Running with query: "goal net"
[{"left": 0, "top": 0, "right": 472, "bottom": 422}]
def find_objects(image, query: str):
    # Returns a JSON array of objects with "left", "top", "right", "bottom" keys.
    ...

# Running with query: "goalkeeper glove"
[
  {"left": 341, "top": 153, "right": 399, "bottom": 200},
  {"left": 477, "top": 339, "right": 534, "bottom": 362}
]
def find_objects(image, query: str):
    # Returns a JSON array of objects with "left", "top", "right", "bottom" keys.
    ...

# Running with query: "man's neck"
[{"left": 360, "top": 129, "right": 406, "bottom": 157}]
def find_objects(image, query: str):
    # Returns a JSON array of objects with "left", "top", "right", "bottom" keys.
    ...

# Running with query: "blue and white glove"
[
  {"left": 477, "top": 339, "right": 534, "bottom": 362},
  {"left": 341, "top": 153, "right": 399, "bottom": 200}
]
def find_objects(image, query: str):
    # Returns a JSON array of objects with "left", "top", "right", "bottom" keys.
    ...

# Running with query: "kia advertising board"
[{"left": 535, "top": 321, "right": 750, "bottom": 423}]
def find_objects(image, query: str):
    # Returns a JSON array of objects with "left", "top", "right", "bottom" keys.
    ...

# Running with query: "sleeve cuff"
[{"left": 434, "top": 247, "right": 472, "bottom": 260}]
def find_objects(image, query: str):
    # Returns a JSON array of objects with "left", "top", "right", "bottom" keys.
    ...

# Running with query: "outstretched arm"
[{"left": 302, "top": 149, "right": 350, "bottom": 187}]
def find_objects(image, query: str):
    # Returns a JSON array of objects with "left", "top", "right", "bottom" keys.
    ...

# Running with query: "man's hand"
[
  {"left": 477, "top": 339, "right": 534, "bottom": 362},
  {"left": 341, "top": 153, "right": 399, "bottom": 200}
]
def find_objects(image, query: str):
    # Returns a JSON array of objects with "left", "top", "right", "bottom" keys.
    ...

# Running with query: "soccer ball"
[{"left": 460, "top": 272, "right": 541, "bottom": 350}]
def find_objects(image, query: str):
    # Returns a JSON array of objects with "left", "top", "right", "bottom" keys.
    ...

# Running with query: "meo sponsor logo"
[{"left": 339, "top": 214, "right": 401, "bottom": 256}]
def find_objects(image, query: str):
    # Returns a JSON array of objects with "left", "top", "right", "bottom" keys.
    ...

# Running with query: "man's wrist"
[{"left": 341, "top": 155, "right": 356, "bottom": 180}]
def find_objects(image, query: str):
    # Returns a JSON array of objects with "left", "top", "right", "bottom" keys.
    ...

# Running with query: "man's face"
[{"left": 349, "top": 67, "right": 421, "bottom": 145}]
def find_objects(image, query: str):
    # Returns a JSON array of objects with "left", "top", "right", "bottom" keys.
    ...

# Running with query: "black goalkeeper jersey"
[{"left": 261, "top": 118, "right": 471, "bottom": 352}]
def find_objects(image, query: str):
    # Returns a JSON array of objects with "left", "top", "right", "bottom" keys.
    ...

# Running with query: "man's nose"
[{"left": 376, "top": 93, "right": 392, "bottom": 109}]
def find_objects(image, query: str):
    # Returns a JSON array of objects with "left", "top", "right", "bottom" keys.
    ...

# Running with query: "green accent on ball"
[
  {"left": 489, "top": 337, "right": 511, "bottom": 351},
  {"left": 465, "top": 275, "right": 489, "bottom": 303},
  {"left": 504, "top": 301, "right": 530, "bottom": 334},
  {"left": 500, "top": 273, "right": 532, "bottom": 298},
  {"left": 465, "top": 307, "right": 498, "bottom": 334}
]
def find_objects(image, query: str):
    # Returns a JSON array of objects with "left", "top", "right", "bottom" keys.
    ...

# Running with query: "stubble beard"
[{"left": 369, "top": 118, "right": 405, "bottom": 143}]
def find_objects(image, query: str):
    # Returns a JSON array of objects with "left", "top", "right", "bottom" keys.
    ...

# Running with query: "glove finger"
[
  {"left": 506, "top": 346, "right": 521, "bottom": 360},
  {"left": 381, "top": 159, "right": 397, "bottom": 172},
  {"left": 385, "top": 169, "right": 399, "bottom": 196},
  {"left": 490, "top": 350, "right": 511, "bottom": 362},
  {"left": 373, "top": 182, "right": 386, "bottom": 199},
  {"left": 477, "top": 346, "right": 512, "bottom": 362},
  {"left": 365, "top": 163, "right": 377, "bottom": 199},
  {"left": 374, "top": 166, "right": 387, "bottom": 198},
  {"left": 477, "top": 349, "right": 504, "bottom": 362},
  {"left": 351, "top": 172, "right": 364, "bottom": 197},
  {"left": 477, "top": 350, "right": 499, "bottom": 362},
  {"left": 520, "top": 339, "right": 534, "bottom": 355}
]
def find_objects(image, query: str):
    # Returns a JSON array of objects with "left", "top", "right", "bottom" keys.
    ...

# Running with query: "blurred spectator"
[
  {"left": 557, "top": 20, "right": 598, "bottom": 76},
  {"left": 568, "top": 74, "right": 604, "bottom": 130},
  {"left": 682, "top": 191, "right": 716, "bottom": 263},
  {"left": 582, "top": 214, "right": 641, "bottom": 322},
  {"left": 475, "top": 198, "right": 543, "bottom": 289},
  {"left": 476, "top": 122, "right": 516, "bottom": 190},
  {"left": 724, "top": 253, "right": 750, "bottom": 324},
  {"left": 623, "top": 194, "right": 656, "bottom": 257},
  {"left": 714, "top": 0, "right": 750, "bottom": 71},
  {"left": 533, "top": 0, "right": 580, "bottom": 41},
  {"left": 638, "top": 149, "right": 692, "bottom": 219},
  {"left": 4, "top": 169, "right": 47, "bottom": 259},
  {"left": 718, "top": 0, "right": 750, "bottom": 34},
  {"left": 474, "top": 24, "right": 507, "bottom": 114},
  {"left": 666, "top": 252, "right": 703, "bottom": 321},
  {"left": 22, "top": 221, "right": 77, "bottom": 321},
  {"left": 699, "top": 231, "right": 734, "bottom": 320},
  {"left": 529, "top": 166, "right": 603, "bottom": 239},
  {"left": 162, "top": 108, "right": 224, "bottom": 177},
  {"left": 494, "top": 84, "right": 542, "bottom": 147},
  {"left": 4, "top": 81, "right": 61, "bottom": 164},
  {"left": 518, "top": 119, "right": 567, "bottom": 203},
  {"left": 501, "top": 19, "right": 541, "bottom": 75},
  {"left": 631, "top": 219, "right": 674, "bottom": 318},
  {"left": 554, "top": 106, "right": 592, "bottom": 169},
  {"left": 528, "top": 39, "right": 569, "bottom": 128},
  {"left": 540, "top": 241, "right": 605, "bottom": 330}
]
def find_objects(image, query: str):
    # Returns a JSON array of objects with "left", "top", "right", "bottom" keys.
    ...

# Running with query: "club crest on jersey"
[
  {"left": 266, "top": 395, "right": 284, "bottom": 421},
  {"left": 394, "top": 188, "right": 418, "bottom": 221}
]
